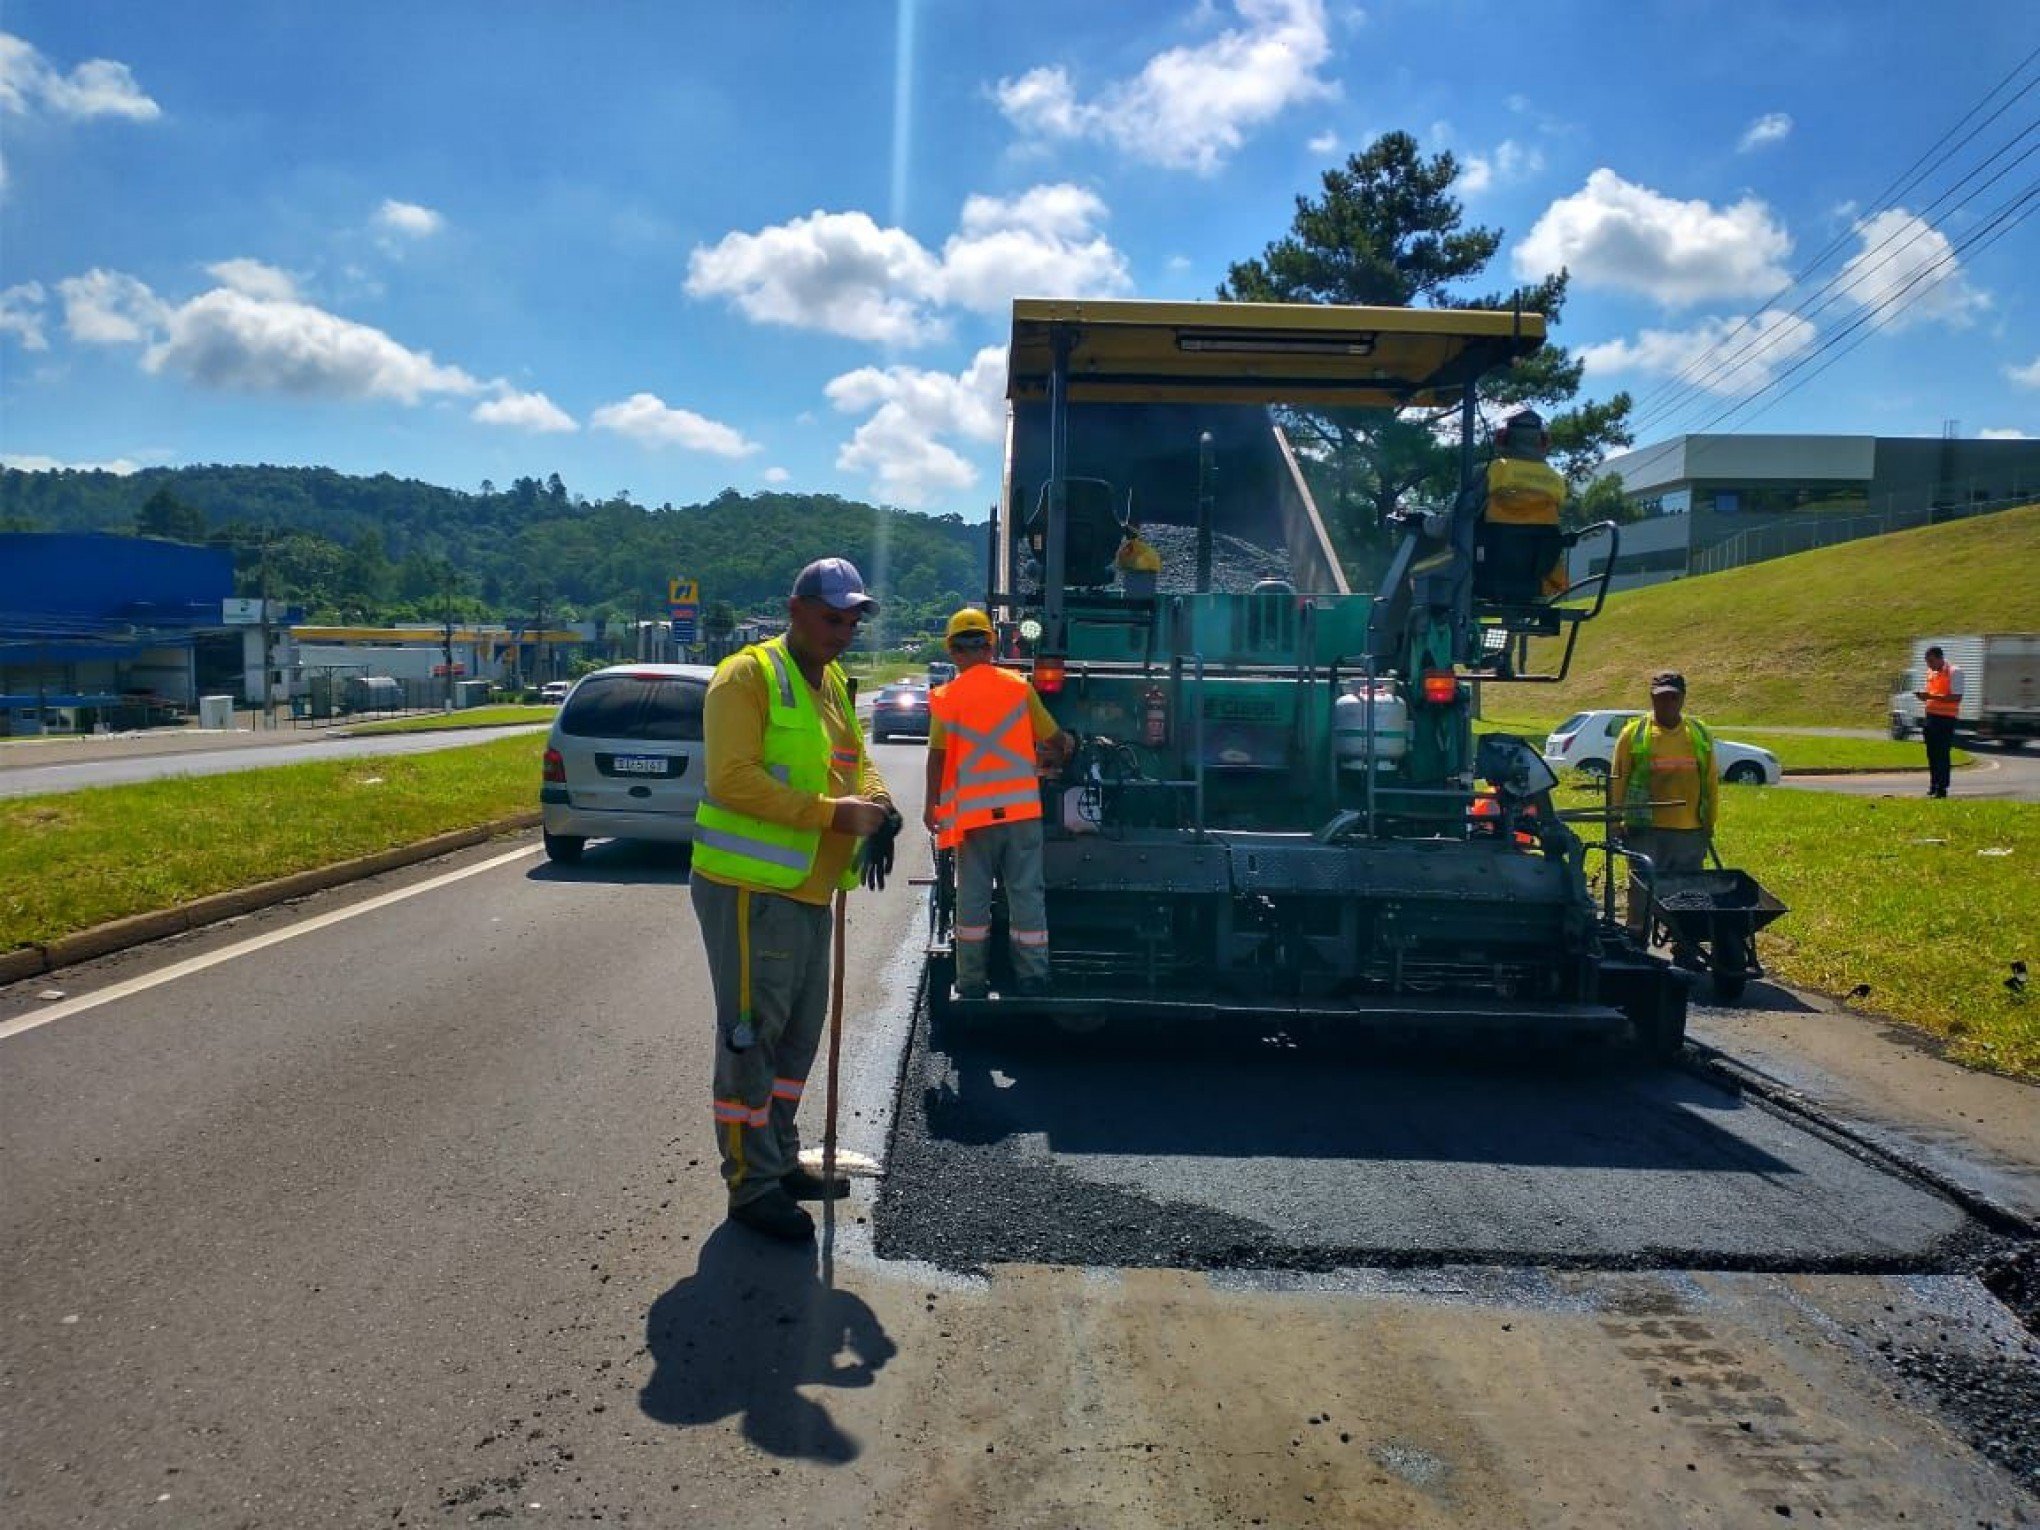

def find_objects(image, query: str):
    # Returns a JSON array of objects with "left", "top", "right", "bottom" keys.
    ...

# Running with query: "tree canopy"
[
  {"left": 0, "top": 464, "right": 986, "bottom": 642},
  {"left": 1219, "top": 131, "right": 1634, "bottom": 578}
]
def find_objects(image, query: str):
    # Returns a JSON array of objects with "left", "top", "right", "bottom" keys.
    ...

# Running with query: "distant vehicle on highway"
[
  {"left": 539, "top": 663, "right": 711, "bottom": 863},
  {"left": 539, "top": 680, "right": 572, "bottom": 705},
  {"left": 925, "top": 661, "right": 957, "bottom": 687},
  {"left": 869, "top": 682, "right": 931, "bottom": 742},
  {"left": 1543, "top": 710, "right": 1781, "bottom": 785}
]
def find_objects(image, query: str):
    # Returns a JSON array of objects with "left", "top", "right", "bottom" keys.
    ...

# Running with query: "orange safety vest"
[
  {"left": 931, "top": 664, "right": 1043, "bottom": 850},
  {"left": 1925, "top": 667, "right": 1961, "bottom": 719}
]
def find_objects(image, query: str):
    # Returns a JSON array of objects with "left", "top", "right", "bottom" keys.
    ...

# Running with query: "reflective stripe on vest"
[
  {"left": 691, "top": 636, "right": 864, "bottom": 891},
  {"left": 1925, "top": 668, "right": 1961, "bottom": 719},
  {"left": 932, "top": 667, "right": 1042, "bottom": 849},
  {"left": 1619, "top": 716, "right": 1715, "bottom": 831},
  {"left": 1484, "top": 457, "right": 1564, "bottom": 526}
]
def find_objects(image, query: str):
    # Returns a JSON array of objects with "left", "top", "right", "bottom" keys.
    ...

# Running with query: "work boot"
[
  {"left": 727, "top": 1187, "right": 814, "bottom": 1242},
  {"left": 781, "top": 1165, "right": 851, "bottom": 1201}
]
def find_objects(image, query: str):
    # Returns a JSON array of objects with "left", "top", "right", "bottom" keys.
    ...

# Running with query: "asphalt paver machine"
[{"left": 926, "top": 298, "right": 1689, "bottom": 1057}]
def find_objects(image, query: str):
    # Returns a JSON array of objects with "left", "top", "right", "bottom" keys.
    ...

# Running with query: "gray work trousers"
[
  {"left": 1624, "top": 826, "right": 1711, "bottom": 942},
  {"left": 954, "top": 817, "right": 1050, "bottom": 994},
  {"left": 692, "top": 876, "right": 831, "bottom": 1208}
]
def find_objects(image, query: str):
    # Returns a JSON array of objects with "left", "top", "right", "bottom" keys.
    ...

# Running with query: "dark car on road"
[{"left": 870, "top": 682, "right": 932, "bottom": 742}]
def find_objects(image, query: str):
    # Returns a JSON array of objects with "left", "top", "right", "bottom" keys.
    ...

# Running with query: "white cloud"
[
  {"left": 590, "top": 392, "right": 759, "bottom": 457},
  {"left": 0, "top": 280, "right": 47, "bottom": 349},
  {"left": 375, "top": 198, "right": 445, "bottom": 239},
  {"left": 994, "top": 0, "right": 1337, "bottom": 175},
  {"left": 0, "top": 33, "right": 160, "bottom": 122},
  {"left": 1459, "top": 138, "right": 1543, "bottom": 196},
  {"left": 145, "top": 288, "right": 482, "bottom": 401},
  {"left": 472, "top": 389, "right": 577, "bottom": 433},
  {"left": 1515, "top": 169, "right": 1792, "bottom": 307},
  {"left": 2009, "top": 356, "right": 2040, "bottom": 389},
  {"left": 762, "top": 466, "right": 791, "bottom": 484},
  {"left": 825, "top": 344, "right": 1007, "bottom": 507},
  {"left": 1737, "top": 112, "right": 1793, "bottom": 152},
  {"left": 937, "top": 185, "right": 1132, "bottom": 312},
  {"left": 206, "top": 258, "right": 299, "bottom": 302},
  {"left": 1835, "top": 208, "right": 1987, "bottom": 331},
  {"left": 1, "top": 452, "right": 141, "bottom": 474},
  {"left": 58, "top": 269, "right": 171, "bottom": 344},
  {"left": 1978, "top": 428, "right": 2031, "bottom": 440},
  {"left": 1307, "top": 129, "right": 1338, "bottom": 154},
  {"left": 1580, "top": 310, "right": 1818, "bottom": 397},
  {"left": 686, "top": 209, "right": 945, "bottom": 345},
  {"left": 687, "top": 186, "right": 1130, "bottom": 344}
]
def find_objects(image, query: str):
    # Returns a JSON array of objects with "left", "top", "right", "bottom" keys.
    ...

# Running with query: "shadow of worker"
[{"left": 638, "top": 1222, "right": 896, "bottom": 1463}]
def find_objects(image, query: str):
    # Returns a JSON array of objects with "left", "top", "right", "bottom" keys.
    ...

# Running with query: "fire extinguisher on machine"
[{"left": 1140, "top": 683, "right": 1169, "bottom": 748}]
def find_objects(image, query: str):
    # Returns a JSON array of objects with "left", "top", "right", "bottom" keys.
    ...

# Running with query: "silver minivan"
[{"left": 539, "top": 663, "right": 713, "bottom": 862}]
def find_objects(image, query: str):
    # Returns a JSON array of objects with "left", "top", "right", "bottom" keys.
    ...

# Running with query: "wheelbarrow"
[{"left": 1648, "top": 863, "right": 1788, "bottom": 1005}]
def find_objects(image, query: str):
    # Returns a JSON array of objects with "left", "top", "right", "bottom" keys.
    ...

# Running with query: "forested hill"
[{"left": 0, "top": 465, "right": 987, "bottom": 632}]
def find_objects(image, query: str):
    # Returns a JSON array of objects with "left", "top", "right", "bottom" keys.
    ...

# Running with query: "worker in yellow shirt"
[
  {"left": 1611, "top": 670, "right": 1717, "bottom": 964},
  {"left": 1115, "top": 519, "right": 1162, "bottom": 598},
  {"left": 692, "top": 557, "right": 897, "bottom": 1242}
]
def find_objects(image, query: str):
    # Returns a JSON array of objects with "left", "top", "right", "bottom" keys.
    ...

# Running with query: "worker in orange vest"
[
  {"left": 924, "top": 607, "right": 1072, "bottom": 998},
  {"left": 1914, "top": 645, "right": 1965, "bottom": 799}
]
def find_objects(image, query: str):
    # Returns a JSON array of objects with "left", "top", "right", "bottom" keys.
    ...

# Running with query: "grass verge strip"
[
  {"left": 341, "top": 706, "right": 557, "bottom": 736},
  {"left": 1560, "top": 782, "right": 2038, "bottom": 1078},
  {"left": 1, "top": 734, "right": 543, "bottom": 951}
]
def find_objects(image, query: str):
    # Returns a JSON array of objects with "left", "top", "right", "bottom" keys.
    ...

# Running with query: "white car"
[
  {"left": 1542, "top": 710, "right": 1781, "bottom": 786},
  {"left": 539, "top": 663, "right": 713, "bottom": 862},
  {"left": 539, "top": 680, "right": 572, "bottom": 705}
]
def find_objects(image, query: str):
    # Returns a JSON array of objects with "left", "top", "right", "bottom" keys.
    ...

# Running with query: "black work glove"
[{"left": 857, "top": 807, "right": 904, "bottom": 891}]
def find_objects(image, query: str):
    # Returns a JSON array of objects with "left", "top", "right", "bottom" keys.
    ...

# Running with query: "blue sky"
[{"left": 3, "top": 0, "right": 2035, "bottom": 515}]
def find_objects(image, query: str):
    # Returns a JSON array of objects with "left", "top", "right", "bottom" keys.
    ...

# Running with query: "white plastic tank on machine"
[{"left": 1333, "top": 683, "right": 1408, "bottom": 767}]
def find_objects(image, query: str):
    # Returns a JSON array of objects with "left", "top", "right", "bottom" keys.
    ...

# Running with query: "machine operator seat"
[{"left": 1030, "top": 477, "right": 1128, "bottom": 590}]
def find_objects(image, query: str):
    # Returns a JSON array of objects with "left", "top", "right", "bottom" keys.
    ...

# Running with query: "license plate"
[{"left": 611, "top": 755, "right": 670, "bottom": 775}]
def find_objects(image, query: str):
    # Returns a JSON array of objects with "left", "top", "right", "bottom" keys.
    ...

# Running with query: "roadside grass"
[
  {"left": 1479, "top": 715, "right": 1965, "bottom": 773},
  {"left": 342, "top": 705, "right": 556, "bottom": 736},
  {"left": 1555, "top": 779, "right": 2039, "bottom": 1077},
  {"left": 0, "top": 734, "right": 542, "bottom": 951},
  {"left": 1522, "top": 502, "right": 2040, "bottom": 726}
]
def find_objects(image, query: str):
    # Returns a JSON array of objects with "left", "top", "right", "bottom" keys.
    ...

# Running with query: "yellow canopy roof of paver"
[{"left": 1006, "top": 298, "right": 1546, "bottom": 409}]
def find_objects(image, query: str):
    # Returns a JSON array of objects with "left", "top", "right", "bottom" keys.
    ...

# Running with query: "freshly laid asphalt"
[{"left": 878, "top": 1019, "right": 1985, "bottom": 1276}]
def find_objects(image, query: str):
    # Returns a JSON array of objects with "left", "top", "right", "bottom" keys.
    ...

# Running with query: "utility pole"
[
  {"left": 258, "top": 531, "right": 274, "bottom": 729},
  {"left": 442, "top": 562, "right": 457, "bottom": 712}
]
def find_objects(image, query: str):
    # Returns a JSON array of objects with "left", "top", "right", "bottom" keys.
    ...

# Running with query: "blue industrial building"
[{"left": 0, "top": 532, "right": 265, "bottom": 734}]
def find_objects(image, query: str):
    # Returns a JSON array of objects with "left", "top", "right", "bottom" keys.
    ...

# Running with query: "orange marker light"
[
  {"left": 1421, "top": 670, "right": 1458, "bottom": 704},
  {"left": 1033, "top": 658, "right": 1066, "bottom": 695}
]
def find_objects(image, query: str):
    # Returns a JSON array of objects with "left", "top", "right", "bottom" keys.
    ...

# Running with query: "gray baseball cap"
[{"left": 790, "top": 557, "right": 878, "bottom": 612}]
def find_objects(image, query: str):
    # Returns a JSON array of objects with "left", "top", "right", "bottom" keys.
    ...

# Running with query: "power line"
[
  {"left": 1626, "top": 44, "right": 2040, "bottom": 426},
  {"left": 1629, "top": 117, "right": 2040, "bottom": 440}
]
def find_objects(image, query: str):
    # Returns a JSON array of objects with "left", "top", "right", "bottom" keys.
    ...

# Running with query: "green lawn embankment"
[
  {"left": 0, "top": 734, "right": 542, "bottom": 951},
  {"left": 1559, "top": 782, "right": 2038, "bottom": 1077},
  {"left": 1526, "top": 503, "right": 2040, "bottom": 725}
]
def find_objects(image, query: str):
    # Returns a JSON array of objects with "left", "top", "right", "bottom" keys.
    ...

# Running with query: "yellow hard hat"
[{"left": 945, "top": 607, "right": 995, "bottom": 643}]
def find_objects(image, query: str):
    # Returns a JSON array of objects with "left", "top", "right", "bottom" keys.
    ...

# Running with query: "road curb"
[
  {"left": 0, "top": 812, "right": 542, "bottom": 985},
  {"left": 1681, "top": 1039, "right": 2039, "bottom": 1241}
]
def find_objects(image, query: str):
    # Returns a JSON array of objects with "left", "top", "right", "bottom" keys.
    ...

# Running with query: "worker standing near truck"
[
  {"left": 1915, "top": 644, "right": 1964, "bottom": 798},
  {"left": 1611, "top": 671, "right": 1717, "bottom": 965},
  {"left": 692, "top": 557, "right": 899, "bottom": 1243},
  {"left": 924, "top": 607, "right": 1072, "bottom": 999}
]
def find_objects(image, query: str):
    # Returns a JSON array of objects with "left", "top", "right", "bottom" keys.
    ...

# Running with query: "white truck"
[{"left": 1888, "top": 633, "right": 2040, "bottom": 746}]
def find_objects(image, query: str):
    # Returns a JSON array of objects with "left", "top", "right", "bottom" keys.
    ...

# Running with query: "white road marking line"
[{"left": 0, "top": 844, "right": 542, "bottom": 1043}]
